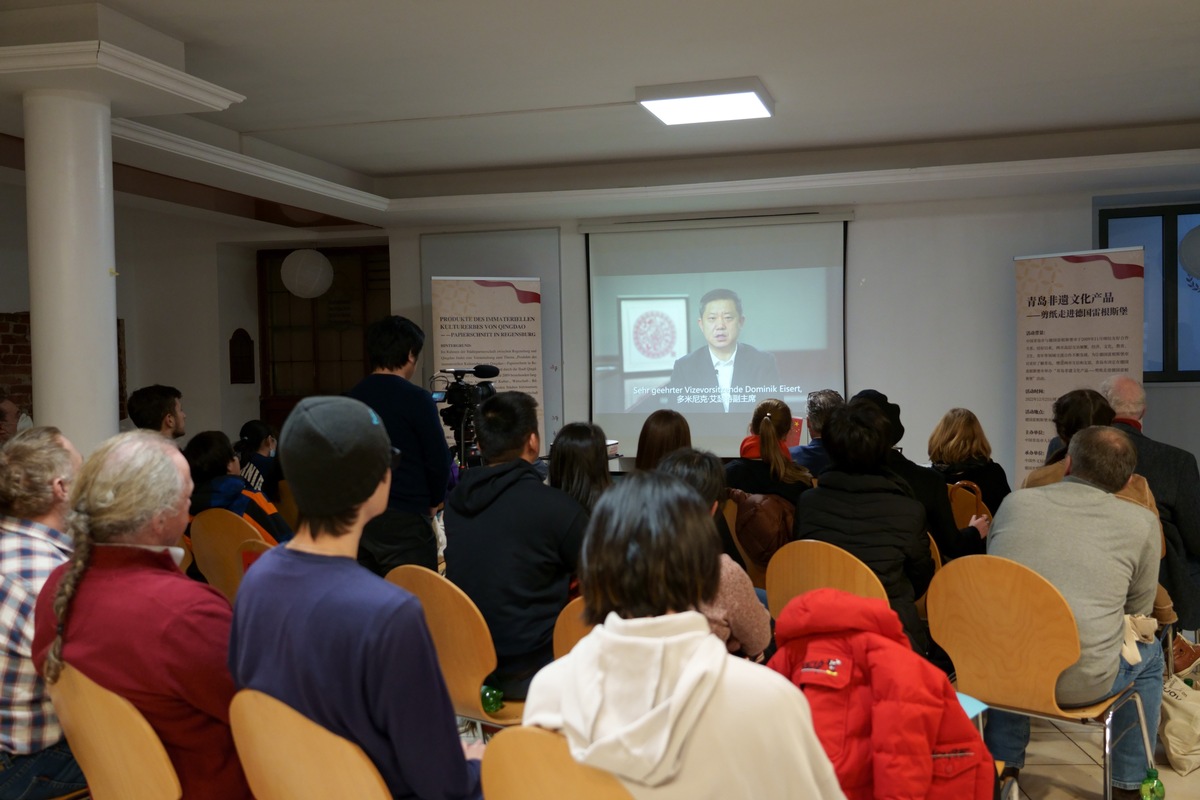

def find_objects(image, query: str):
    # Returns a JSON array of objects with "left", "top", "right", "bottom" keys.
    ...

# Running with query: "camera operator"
[{"left": 347, "top": 316, "right": 451, "bottom": 576}]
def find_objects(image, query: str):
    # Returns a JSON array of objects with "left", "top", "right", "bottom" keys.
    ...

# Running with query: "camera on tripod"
[{"left": 433, "top": 364, "right": 499, "bottom": 467}]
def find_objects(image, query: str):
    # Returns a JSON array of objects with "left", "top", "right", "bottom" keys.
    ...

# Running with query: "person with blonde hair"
[
  {"left": 0, "top": 428, "right": 87, "bottom": 800},
  {"left": 927, "top": 407, "right": 1011, "bottom": 514},
  {"left": 725, "top": 398, "right": 813, "bottom": 504},
  {"left": 31, "top": 431, "right": 252, "bottom": 800}
]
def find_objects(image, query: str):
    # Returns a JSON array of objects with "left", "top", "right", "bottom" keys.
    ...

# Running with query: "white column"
[{"left": 23, "top": 89, "right": 119, "bottom": 454}]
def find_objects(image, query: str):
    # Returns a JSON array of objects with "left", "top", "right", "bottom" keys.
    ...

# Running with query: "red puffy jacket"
[{"left": 768, "top": 589, "right": 995, "bottom": 800}]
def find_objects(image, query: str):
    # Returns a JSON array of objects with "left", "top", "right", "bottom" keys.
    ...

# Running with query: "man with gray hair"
[
  {"left": 0, "top": 428, "right": 86, "bottom": 799},
  {"left": 985, "top": 425, "right": 1161, "bottom": 799},
  {"left": 789, "top": 389, "right": 843, "bottom": 475},
  {"left": 1101, "top": 373, "right": 1200, "bottom": 629}
]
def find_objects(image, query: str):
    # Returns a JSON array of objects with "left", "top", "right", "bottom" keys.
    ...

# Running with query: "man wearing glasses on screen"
[{"left": 666, "top": 289, "right": 780, "bottom": 413}]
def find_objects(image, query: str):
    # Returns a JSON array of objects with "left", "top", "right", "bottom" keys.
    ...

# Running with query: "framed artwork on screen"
[{"left": 619, "top": 295, "right": 689, "bottom": 373}]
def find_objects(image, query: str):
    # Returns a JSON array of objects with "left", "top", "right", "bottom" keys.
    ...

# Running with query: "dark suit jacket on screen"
[{"left": 666, "top": 344, "right": 780, "bottom": 414}]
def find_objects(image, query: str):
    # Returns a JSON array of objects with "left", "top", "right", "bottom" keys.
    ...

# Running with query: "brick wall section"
[
  {"left": 0, "top": 312, "right": 127, "bottom": 420},
  {"left": 0, "top": 312, "right": 32, "bottom": 414}
]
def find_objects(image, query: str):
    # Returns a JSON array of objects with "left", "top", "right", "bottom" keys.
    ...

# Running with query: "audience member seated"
[
  {"left": 182, "top": 430, "right": 292, "bottom": 545},
  {"left": 927, "top": 407, "right": 1011, "bottom": 514},
  {"left": 0, "top": 428, "right": 88, "bottom": 800},
  {"left": 789, "top": 389, "right": 843, "bottom": 476},
  {"left": 548, "top": 422, "right": 612, "bottom": 513},
  {"left": 986, "top": 426, "right": 1162, "bottom": 799},
  {"left": 230, "top": 396, "right": 483, "bottom": 800},
  {"left": 444, "top": 392, "right": 588, "bottom": 701},
  {"left": 770, "top": 588, "right": 997, "bottom": 799},
  {"left": 633, "top": 408, "right": 691, "bottom": 471},
  {"left": 1102, "top": 374, "right": 1200, "bottom": 631},
  {"left": 31, "top": 431, "right": 252, "bottom": 800},
  {"left": 0, "top": 389, "right": 18, "bottom": 446},
  {"left": 126, "top": 383, "right": 187, "bottom": 440},
  {"left": 794, "top": 399, "right": 935, "bottom": 653},
  {"left": 656, "top": 448, "right": 772, "bottom": 661},
  {"left": 234, "top": 419, "right": 282, "bottom": 502},
  {"left": 853, "top": 389, "right": 988, "bottom": 559},
  {"left": 725, "top": 398, "right": 813, "bottom": 505},
  {"left": 1024, "top": 391, "right": 1174, "bottom": 626},
  {"left": 524, "top": 471, "right": 845, "bottom": 799}
]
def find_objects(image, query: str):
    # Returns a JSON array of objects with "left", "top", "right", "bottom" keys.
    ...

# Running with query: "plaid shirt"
[{"left": 0, "top": 514, "right": 72, "bottom": 754}]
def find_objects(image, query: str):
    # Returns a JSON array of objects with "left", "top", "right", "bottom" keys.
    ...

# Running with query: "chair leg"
[
  {"left": 1102, "top": 707, "right": 1113, "bottom": 800},
  {"left": 1129, "top": 691, "right": 1153, "bottom": 771}
]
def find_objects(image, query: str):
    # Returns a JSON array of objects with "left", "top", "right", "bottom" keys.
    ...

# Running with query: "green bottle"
[
  {"left": 480, "top": 685, "right": 504, "bottom": 714},
  {"left": 1139, "top": 767, "right": 1165, "bottom": 799}
]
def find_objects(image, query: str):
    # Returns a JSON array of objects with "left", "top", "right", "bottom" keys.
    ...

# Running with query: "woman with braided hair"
[{"left": 31, "top": 431, "right": 251, "bottom": 799}]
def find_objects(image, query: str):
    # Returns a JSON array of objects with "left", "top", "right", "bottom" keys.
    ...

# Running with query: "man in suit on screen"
[{"left": 666, "top": 289, "right": 780, "bottom": 414}]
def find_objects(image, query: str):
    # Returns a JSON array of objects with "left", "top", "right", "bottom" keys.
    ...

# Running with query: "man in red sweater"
[{"left": 32, "top": 430, "right": 251, "bottom": 799}]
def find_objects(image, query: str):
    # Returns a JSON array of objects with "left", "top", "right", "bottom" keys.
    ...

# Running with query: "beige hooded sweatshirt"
[{"left": 523, "top": 610, "right": 846, "bottom": 799}]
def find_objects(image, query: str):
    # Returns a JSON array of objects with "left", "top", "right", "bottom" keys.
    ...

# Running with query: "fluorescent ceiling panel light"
[{"left": 636, "top": 77, "right": 774, "bottom": 125}]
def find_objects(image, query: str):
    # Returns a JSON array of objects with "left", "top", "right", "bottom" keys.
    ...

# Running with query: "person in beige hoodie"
[{"left": 523, "top": 471, "right": 845, "bottom": 800}]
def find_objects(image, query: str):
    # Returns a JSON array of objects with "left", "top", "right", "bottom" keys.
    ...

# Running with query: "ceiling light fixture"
[{"left": 636, "top": 77, "right": 774, "bottom": 126}]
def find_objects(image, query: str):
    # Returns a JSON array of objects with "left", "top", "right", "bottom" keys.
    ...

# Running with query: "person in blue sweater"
[{"left": 229, "top": 396, "right": 483, "bottom": 800}]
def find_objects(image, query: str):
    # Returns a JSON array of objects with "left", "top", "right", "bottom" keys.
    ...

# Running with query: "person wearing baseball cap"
[{"left": 228, "top": 396, "right": 483, "bottom": 800}]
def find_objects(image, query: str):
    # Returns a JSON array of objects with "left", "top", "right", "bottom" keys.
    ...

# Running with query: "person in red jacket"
[{"left": 769, "top": 588, "right": 997, "bottom": 800}]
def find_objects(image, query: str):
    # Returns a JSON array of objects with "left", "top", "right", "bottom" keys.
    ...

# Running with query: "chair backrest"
[
  {"left": 238, "top": 538, "right": 273, "bottom": 573},
  {"left": 385, "top": 565, "right": 522, "bottom": 724},
  {"left": 722, "top": 498, "right": 765, "bottom": 589},
  {"left": 927, "top": 555, "right": 1082, "bottom": 716},
  {"left": 275, "top": 480, "right": 300, "bottom": 530},
  {"left": 191, "top": 508, "right": 265, "bottom": 603},
  {"left": 766, "top": 539, "right": 887, "bottom": 618},
  {"left": 482, "top": 726, "right": 633, "bottom": 800},
  {"left": 948, "top": 480, "right": 992, "bottom": 528},
  {"left": 230, "top": 689, "right": 390, "bottom": 800},
  {"left": 46, "top": 664, "right": 181, "bottom": 800},
  {"left": 553, "top": 596, "right": 594, "bottom": 659}
]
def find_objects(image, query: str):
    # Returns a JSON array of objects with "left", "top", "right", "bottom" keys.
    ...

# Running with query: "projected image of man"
[{"left": 668, "top": 289, "right": 779, "bottom": 413}]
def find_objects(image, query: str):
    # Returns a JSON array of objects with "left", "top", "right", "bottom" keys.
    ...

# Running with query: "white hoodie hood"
[{"left": 524, "top": 611, "right": 727, "bottom": 787}]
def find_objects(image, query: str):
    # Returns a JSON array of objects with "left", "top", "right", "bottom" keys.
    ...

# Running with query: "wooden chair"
[
  {"left": 385, "top": 565, "right": 524, "bottom": 726},
  {"left": 766, "top": 540, "right": 887, "bottom": 619},
  {"left": 275, "top": 480, "right": 299, "bottom": 530},
  {"left": 177, "top": 536, "right": 194, "bottom": 575},
  {"left": 722, "top": 497, "right": 765, "bottom": 589},
  {"left": 481, "top": 726, "right": 633, "bottom": 800},
  {"left": 927, "top": 555, "right": 1154, "bottom": 800},
  {"left": 237, "top": 537, "right": 273, "bottom": 573},
  {"left": 552, "top": 596, "right": 593, "bottom": 659},
  {"left": 915, "top": 532, "right": 942, "bottom": 620},
  {"left": 947, "top": 480, "right": 992, "bottom": 528},
  {"left": 190, "top": 508, "right": 266, "bottom": 603},
  {"left": 230, "top": 689, "right": 390, "bottom": 800},
  {"left": 46, "top": 664, "right": 180, "bottom": 800}
]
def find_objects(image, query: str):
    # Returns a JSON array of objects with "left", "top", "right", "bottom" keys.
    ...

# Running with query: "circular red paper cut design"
[{"left": 633, "top": 310, "right": 676, "bottom": 359}]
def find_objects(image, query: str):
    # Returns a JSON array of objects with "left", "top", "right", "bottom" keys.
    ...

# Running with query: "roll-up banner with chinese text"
[
  {"left": 1014, "top": 248, "right": 1143, "bottom": 486},
  {"left": 431, "top": 277, "right": 545, "bottom": 450}
]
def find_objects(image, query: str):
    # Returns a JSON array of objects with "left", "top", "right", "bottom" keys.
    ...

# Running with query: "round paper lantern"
[
  {"left": 1181, "top": 226, "right": 1200, "bottom": 280},
  {"left": 280, "top": 249, "right": 333, "bottom": 298}
]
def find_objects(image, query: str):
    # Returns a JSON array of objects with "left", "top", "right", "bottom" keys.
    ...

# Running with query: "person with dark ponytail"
[
  {"left": 235, "top": 419, "right": 281, "bottom": 501},
  {"left": 725, "top": 398, "right": 813, "bottom": 504},
  {"left": 30, "top": 431, "right": 252, "bottom": 799}
]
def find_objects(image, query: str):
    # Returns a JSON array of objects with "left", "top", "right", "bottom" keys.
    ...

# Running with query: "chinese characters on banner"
[
  {"left": 1014, "top": 248, "right": 1143, "bottom": 485},
  {"left": 431, "top": 277, "right": 545, "bottom": 448}
]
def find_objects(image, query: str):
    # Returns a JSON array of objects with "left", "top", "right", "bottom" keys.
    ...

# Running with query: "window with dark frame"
[{"left": 1099, "top": 203, "right": 1200, "bottom": 382}]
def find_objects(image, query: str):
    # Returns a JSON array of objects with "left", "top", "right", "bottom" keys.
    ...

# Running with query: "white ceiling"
[{"left": 2, "top": 0, "right": 1200, "bottom": 224}]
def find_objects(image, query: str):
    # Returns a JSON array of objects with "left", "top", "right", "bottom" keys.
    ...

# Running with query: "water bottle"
[
  {"left": 481, "top": 685, "right": 504, "bottom": 714},
  {"left": 1139, "top": 767, "right": 1165, "bottom": 799}
]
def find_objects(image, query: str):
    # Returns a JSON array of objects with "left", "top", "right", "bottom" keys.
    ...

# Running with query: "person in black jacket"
[
  {"left": 853, "top": 390, "right": 989, "bottom": 560},
  {"left": 793, "top": 399, "right": 935, "bottom": 653},
  {"left": 927, "top": 407, "right": 1011, "bottom": 515},
  {"left": 444, "top": 391, "right": 588, "bottom": 700}
]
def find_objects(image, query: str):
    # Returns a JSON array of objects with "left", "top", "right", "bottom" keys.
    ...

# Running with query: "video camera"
[{"left": 433, "top": 364, "right": 499, "bottom": 467}]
